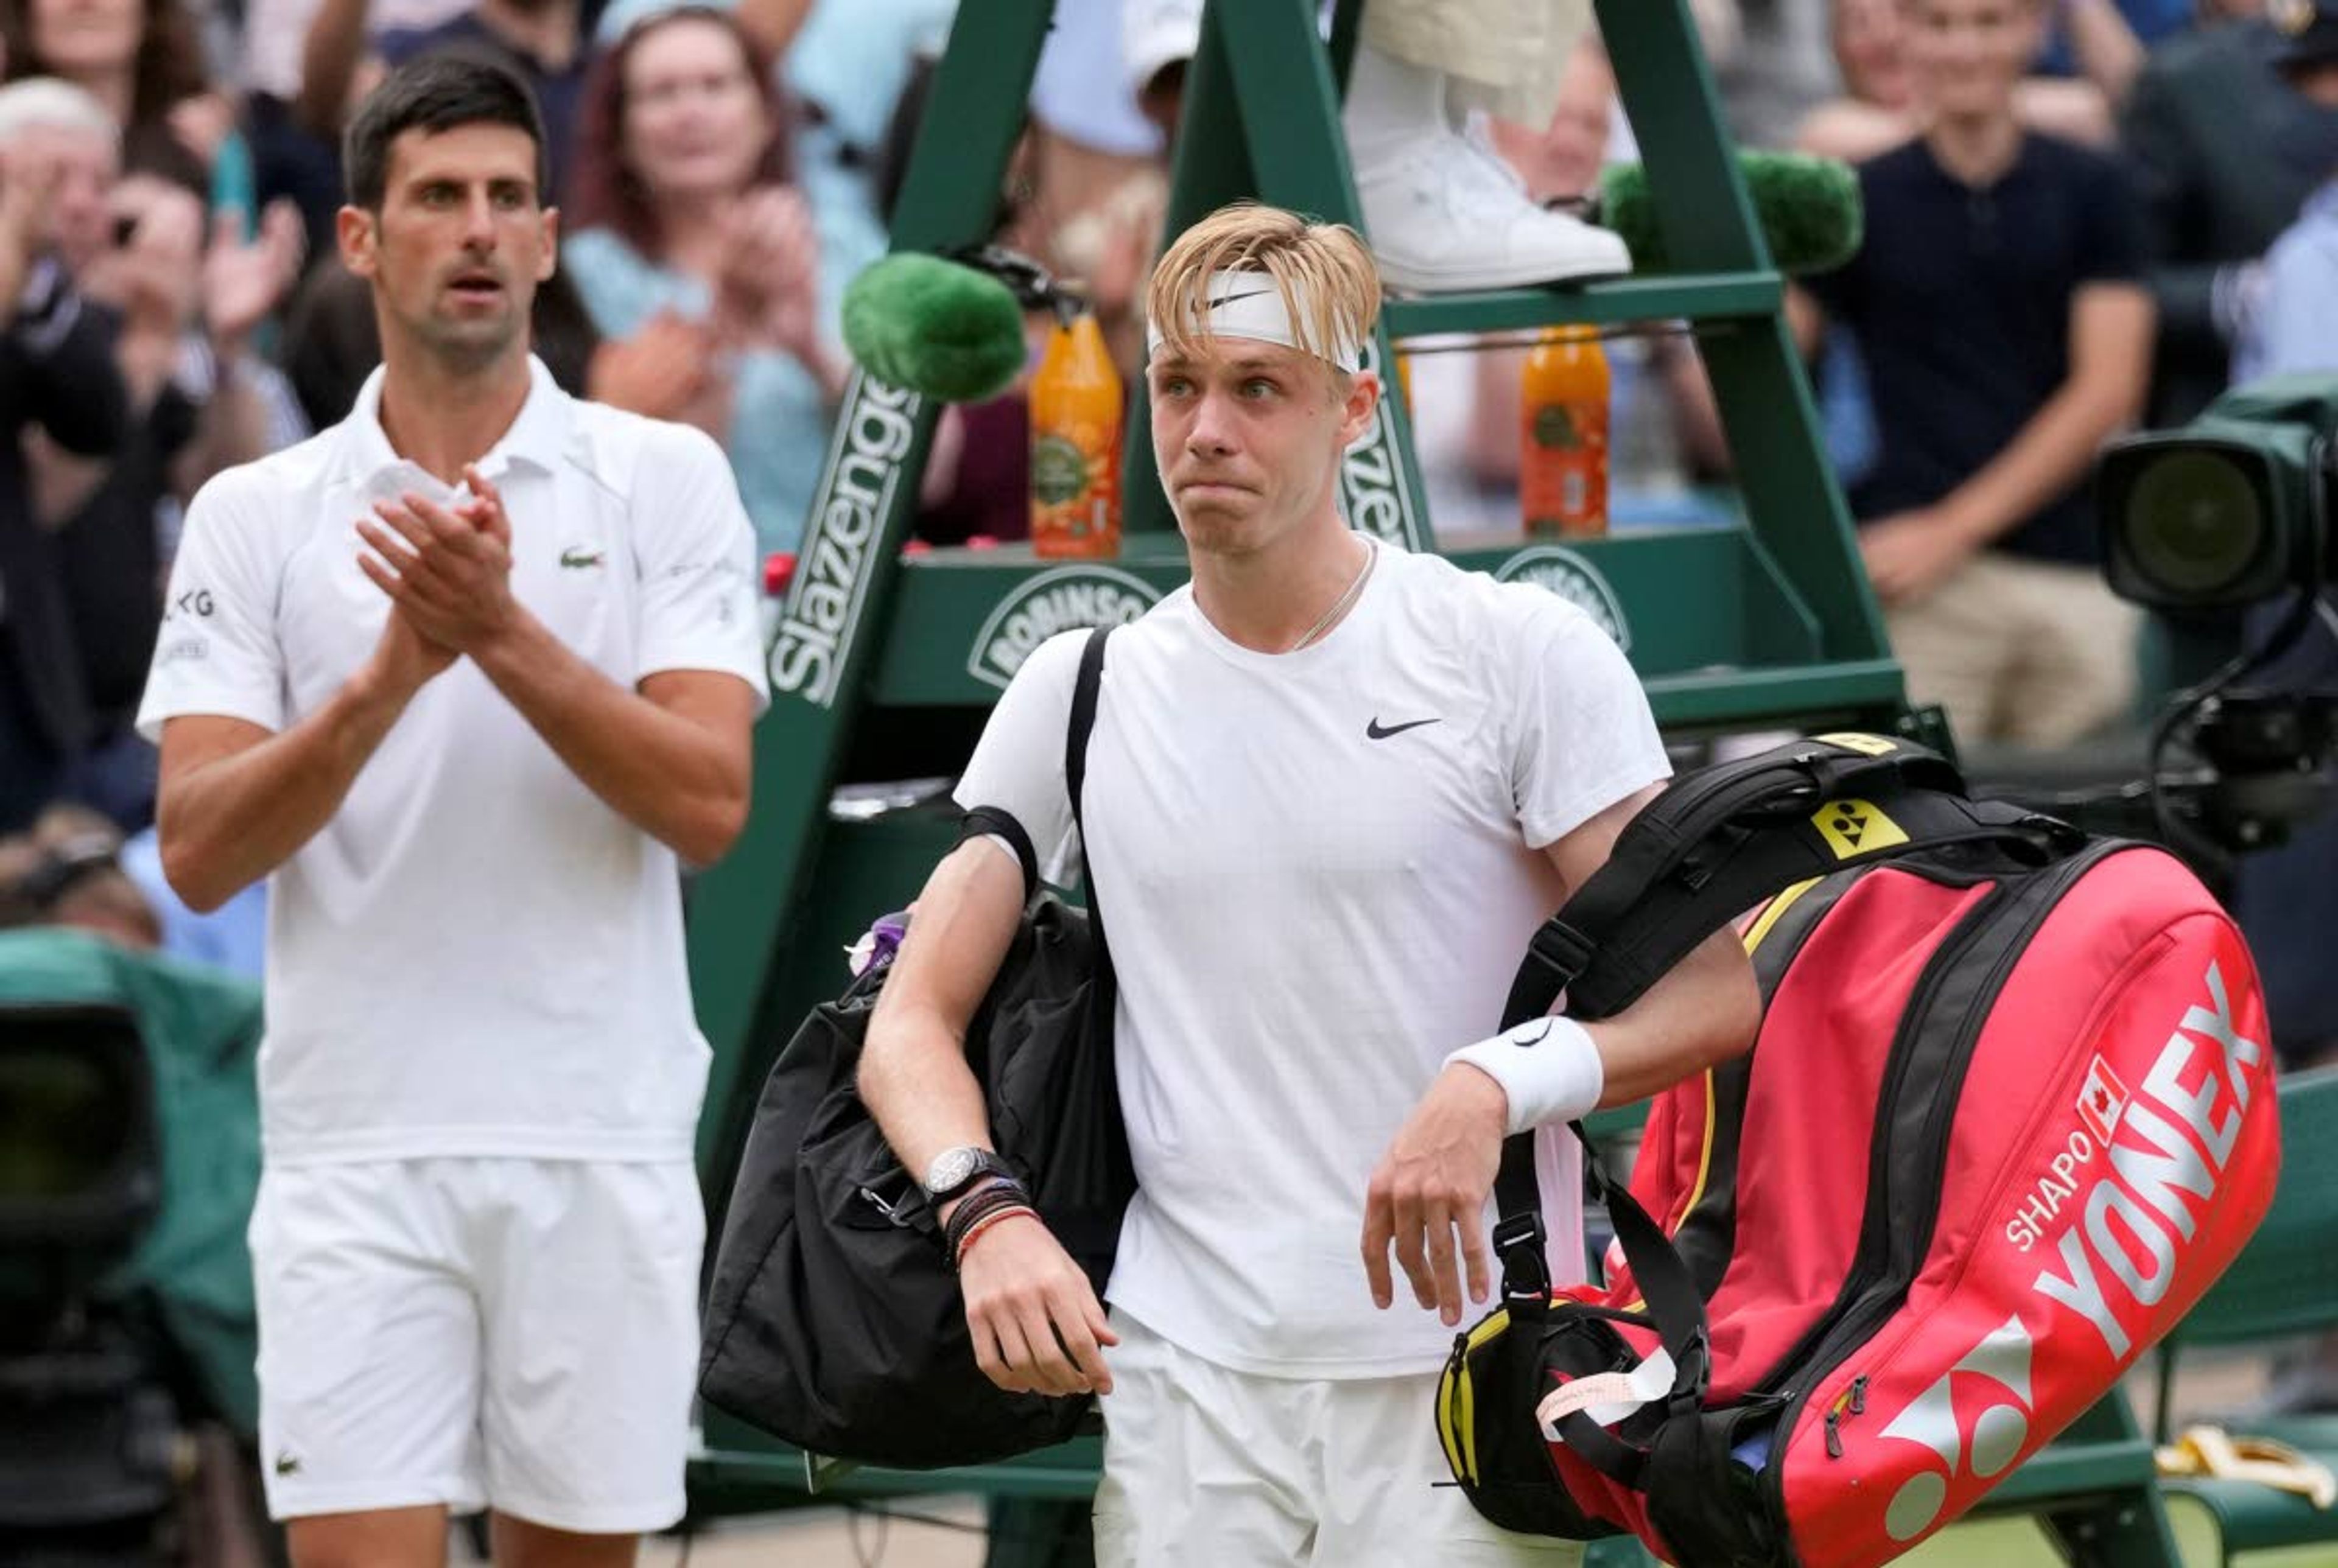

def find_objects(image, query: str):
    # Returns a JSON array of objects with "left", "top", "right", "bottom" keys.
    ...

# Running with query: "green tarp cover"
[{"left": 0, "top": 929, "right": 262, "bottom": 1437}]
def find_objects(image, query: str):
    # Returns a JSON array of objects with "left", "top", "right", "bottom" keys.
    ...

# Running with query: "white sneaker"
[
  {"left": 1353, "top": 128, "right": 1632, "bottom": 292},
  {"left": 1123, "top": 0, "right": 1201, "bottom": 105}
]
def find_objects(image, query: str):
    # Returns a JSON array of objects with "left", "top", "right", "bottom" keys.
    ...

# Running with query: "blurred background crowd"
[{"left": 2, "top": 0, "right": 2336, "bottom": 1069}]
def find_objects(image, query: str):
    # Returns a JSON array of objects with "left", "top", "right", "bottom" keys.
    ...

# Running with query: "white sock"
[{"left": 1341, "top": 41, "right": 1450, "bottom": 168}]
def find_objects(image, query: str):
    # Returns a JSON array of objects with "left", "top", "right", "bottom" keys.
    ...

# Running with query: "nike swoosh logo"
[
  {"left": 1206, "top": 285, "right": 1276, "bottom": 310},
  {"left": 1366, "top": 717, "right": 1442, "bottom": 740}
]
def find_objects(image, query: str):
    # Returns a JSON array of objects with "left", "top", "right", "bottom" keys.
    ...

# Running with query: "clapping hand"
[
  {"left": 712, "top": 186, "right": 821, "bottom": 363},
  {"left": 202, "top": 200, "right": 306, "bottom": 350},
  {"left": 83, "top": 177, "right": 205, "bottom": 339},
  {"left": 356, "top": 464, "right": 518, "bottom": 656}
]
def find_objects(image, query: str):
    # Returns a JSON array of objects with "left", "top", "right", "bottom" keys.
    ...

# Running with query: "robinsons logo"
[
  {"left": 1494, "top": 545, "right": 1631, "bottom": 651},
  {"left": 769, "top": 370, "right": 922, "bottom": 707},
  {"left": 969, "top": 566, "right": 1161, "bottom": 690}
]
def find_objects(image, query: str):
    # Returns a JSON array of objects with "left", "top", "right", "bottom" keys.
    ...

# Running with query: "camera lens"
[{"left": 2121, "top": 449, "right": 2266, "bottom": 601}]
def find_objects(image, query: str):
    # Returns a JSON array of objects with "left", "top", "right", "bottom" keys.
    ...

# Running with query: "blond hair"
[{"left": 1145, "top": 201, "right": 1381, "bottom": 373}]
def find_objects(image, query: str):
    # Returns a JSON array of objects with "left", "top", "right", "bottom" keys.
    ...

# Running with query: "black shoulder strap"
[
  {"left": 1067, "top": 629, "right": 1116, "bottom": 999},
  {"left": 1067, "top": 626, "right": 1111, "bottom": 836}
]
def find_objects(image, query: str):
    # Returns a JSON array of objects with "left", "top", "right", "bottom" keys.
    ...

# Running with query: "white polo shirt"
[{"left": 138, "top": 359, "right": 769, "bottom": 1166}]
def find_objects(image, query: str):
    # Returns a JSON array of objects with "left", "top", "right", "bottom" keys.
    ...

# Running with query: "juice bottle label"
[
  {"left": 1030, "top": 419, "right": 1120, "bottom": 558},
  {"left": 1522, "top": 396, "right": 1609, "bottom": 537}
]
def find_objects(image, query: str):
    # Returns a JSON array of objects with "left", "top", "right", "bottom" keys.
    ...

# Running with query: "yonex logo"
[
  {"left": 1876, "top": 1315, "right": 2037, "bottom": 1542},
  {"left": 1812, "top": 798, "right": 1909, "bottom": 859}
]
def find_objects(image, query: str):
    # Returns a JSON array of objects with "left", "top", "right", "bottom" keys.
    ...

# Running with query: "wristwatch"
[{"left": 922, "top": 1146, "right": 1016, "bottom": 1203}]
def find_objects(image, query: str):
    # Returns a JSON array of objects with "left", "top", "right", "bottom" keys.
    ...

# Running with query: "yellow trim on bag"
[
  {"left": 1739, "top": 877, "right": 1820, "bottom": 954},
  {"left": 1811, "top": 732, "right": 1899, "bottom": 756},
  {"left": 1658, "top": 878, "right": 1819, "bottom": 1233},
  {"left": 1437, "top": 1359, "right": 1467, "bottom": 1481},
  {"left": 1453, "top": 1309, "right": 1510, "bottom": 1484}
]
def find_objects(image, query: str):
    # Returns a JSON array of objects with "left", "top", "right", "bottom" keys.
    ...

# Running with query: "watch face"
[{"left": 928, "top": 1147, "right": 980, "bottom": 1194}]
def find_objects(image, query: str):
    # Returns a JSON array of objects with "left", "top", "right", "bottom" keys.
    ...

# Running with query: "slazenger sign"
[
  {"left": 1339, "top": 338, "right": 1424, "bottom": 549},
  {"left": 768, "top": 369, "right": 922, "bottom": 707},
  {"left": 1493, "top": 545, "right": 1632, "bottom": 651},
  {"left": 969, "top": 567, "right": 1161, "bottom": 690}
]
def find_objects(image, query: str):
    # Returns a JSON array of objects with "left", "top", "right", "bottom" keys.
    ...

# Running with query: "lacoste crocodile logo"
[{"left": 560, "top": 545, "right": 605, "bottom": 569}]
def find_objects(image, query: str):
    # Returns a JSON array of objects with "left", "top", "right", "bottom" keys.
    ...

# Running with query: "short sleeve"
[
  {"left": 631, "top": 422, "right": 770, "bottom": 712},
  {"left": 1501, "top": 597, "right": 1671, "bottom": 849},
  {"left": 136, "top": 469, "right": 287, "bottom": 743},
  {"left": 2074, "top": 152, "right": 2149, "bottom": 287},
  {"left": 951, "top": 630, "right": 1087, "bottom": 886}
]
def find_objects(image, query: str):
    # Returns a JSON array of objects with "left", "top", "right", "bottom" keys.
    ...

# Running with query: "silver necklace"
[{"left": 1285, "top": 541, "right": 1377, "bottom": 654}]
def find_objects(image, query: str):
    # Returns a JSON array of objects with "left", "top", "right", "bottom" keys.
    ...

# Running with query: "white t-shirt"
[
  {"left": 137, "top": 359, "right": 769, "bottom": 1166},
  {"left": 953, "top": 539, "right": 1669, "bottom": 1379}
]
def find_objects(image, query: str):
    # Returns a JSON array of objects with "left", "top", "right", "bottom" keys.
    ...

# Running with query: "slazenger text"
[{"left": 768, "top": 374, "right": 921, "bottom": 705}]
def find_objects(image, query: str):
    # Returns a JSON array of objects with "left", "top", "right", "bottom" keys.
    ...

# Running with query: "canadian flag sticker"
[{"left": 2077, "top": 1055, "right": 2130, "bottom": 1145}]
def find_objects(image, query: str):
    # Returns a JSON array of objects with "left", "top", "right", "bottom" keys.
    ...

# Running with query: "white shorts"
[
  {"left": 1093, "top": 1311, "right": 1584, "bottom": 1567},
  {"left": 250, "top": 1157, "right": 703, "bottom": 1531}
]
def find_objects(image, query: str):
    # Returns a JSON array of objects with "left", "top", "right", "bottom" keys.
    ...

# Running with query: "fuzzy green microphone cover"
[
  {"left": 841, "top": 254, "right": 1029, "bottom": 404},
  {"left": 1599, "top": 152, "right": 1862, "bottom": 278}
]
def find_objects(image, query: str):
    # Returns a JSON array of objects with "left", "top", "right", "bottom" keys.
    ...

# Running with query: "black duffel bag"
[{"left": 698, "top": 628, "right": 1131, "bottom": 1468}]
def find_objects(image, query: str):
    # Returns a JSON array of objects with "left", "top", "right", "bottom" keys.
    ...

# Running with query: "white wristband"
[{"left": 1445, "top": 1017, "right": 1606, "bottom": 1136}]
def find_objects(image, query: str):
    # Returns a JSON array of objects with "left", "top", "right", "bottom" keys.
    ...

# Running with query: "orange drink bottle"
[
  {"left": 1519, "top": 324, "right": 1610, "bottom": 538},
  {"left": 1029, "top": 308, "right": 1123, "bottom": 559}
]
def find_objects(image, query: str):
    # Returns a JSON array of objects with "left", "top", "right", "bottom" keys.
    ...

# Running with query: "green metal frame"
[{"left": 679, "top": 0, "right": 2038, "bottom": 1546}]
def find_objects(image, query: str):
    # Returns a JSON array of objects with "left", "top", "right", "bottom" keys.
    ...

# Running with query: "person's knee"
[
  {"left": 284, "top": 1506, "right": 448, "bottom": 1568},
  {"left": 490, "top": 1513, "right": 640, "bottom": 1568}
]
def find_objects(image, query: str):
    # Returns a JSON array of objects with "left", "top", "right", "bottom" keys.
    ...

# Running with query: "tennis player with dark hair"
[{"left": 141, "top": 55, "right": 766, "bottom": 1566}]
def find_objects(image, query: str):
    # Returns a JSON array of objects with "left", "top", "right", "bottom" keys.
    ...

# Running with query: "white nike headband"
[{"left": 1146, "top": 269, "right": 1367, "bottom": 372}]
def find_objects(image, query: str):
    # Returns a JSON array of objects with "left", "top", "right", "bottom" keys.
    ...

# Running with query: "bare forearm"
[
  {"left": 862, "top": 1001, "right": 998, "bottom": 1189},
  {"left": 297, "top": 0, "right": 371, "bottom": 131},
  {"left": 858, "top": 842, "right": 1025, "bottom": 1185},
  {"left": 116, "top": 329, "right": 178, "bottom": 416},
  {"left": 471, "top": 609, "right": 746, "bottom": 864},
  {"left": 159, "top": 672, "right": 413, "bottom": 911},
  {"left": 1585, "top": 925, "right": 1763, "bottom": 1106},
  {"left": 736, "top": 0, "right": 815, "bottom": 57},
  {"left": 1936, "top": 379, "right": 2137, "bottom": 547},
  {"left": 2062, "top": 0, "right": 2144, "bottom": 105}
]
